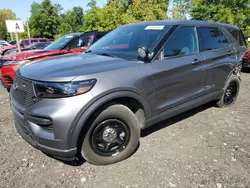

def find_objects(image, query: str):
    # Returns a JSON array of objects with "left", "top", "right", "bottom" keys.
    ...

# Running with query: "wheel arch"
[{"left": 67, "top": 90, "right": 151, "bottom": 149}]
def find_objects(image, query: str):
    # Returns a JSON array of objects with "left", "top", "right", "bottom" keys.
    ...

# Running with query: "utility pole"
[{"left": 26, "top": 18, "right": 30, "bottom": 39}]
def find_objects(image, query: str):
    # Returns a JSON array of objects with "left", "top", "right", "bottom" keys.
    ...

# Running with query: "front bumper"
[
  {"left": 10, "top": 87, "right": 94, "bottom": 160},
  {"left": 15, "top": 119, "right": 77, "bottom": 159}
]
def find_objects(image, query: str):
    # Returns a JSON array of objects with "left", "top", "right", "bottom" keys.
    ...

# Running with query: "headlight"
[
  {"left": 3, "top": 60, "right": 30, "bottom": 66},
  {"left": 33, "top": 79, "right": 97, "bottom": 98}
]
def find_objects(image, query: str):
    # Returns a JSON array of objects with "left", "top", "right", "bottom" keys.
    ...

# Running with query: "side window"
[
  {"left": 239, "top": 31, "right": 246, "bottom": 46},
  {"left": 95, "top": 34, "right": 104, "bottom": 41},
  {"left": 164, "top": 26, "right": 198, "bottom": 57},
  {"left": 20, "top": 40, "right": 29, "bottom": 46},
  {"left": 39, "top": 39, "right": 47, "bottom": 42},
  {"left": 31, "top": 40, "right": 38, "bottom": 44},
  {"left": 198, "top": 27, "right": 230, "bottom": 51},
  {"left": 228, "top": 28, "right": 246, "bottom": 46},
  {"left": 70, "top": 34, "right": 94, "bottom": 49}
]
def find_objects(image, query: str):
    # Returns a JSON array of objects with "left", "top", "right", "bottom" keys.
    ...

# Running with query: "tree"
[
  {"left": 58, "top": 6, "right": 84, "bottom": 36},
  {"left": 0, "top": 9, "right": 16, "bottom": 40},
  {"left": 82, "top": 0, "right": 169, "bottom": 31},
  {"left": 190, "top": 0, "right": 250, "bottom": 31},
  {"left": 169, "top": 0, "right": 191, "bottom": 20},
  {"left": 29, "top": 0, "right": 61, "bottom": 39}
]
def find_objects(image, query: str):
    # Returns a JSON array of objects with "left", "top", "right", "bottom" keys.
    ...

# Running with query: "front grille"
[
  {"left": 3, "top": 75, "right": 13, "bottom": 84},
  {"left": 0, "top": 59, "right": 7, "bottom": 68},
  {"left": 11, "top": 75, "right": 37, "bottom": 108}
]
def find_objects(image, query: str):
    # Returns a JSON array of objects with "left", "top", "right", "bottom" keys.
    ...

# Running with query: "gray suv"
[{"left": 10, "top": 20, "right": 247, "bottom": 165}]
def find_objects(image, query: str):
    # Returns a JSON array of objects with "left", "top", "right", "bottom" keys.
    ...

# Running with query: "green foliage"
[
  {"left": 82, "top": 0, "right": 169, "bottom": 32},
  {"left": 58, "top": 6, "right": 84, "bottom": 37},
  {"left": 29, "top": 0, "right": 61, "bottom": 39},
  {"left": 0, "top": 9, "right": 16, "bottom": 40},
  {"left": 169, "top": 0, "right": 191, "bottom": 20},
  {"left": 190, "top": 0, "right": 250, "bottom": 30}
]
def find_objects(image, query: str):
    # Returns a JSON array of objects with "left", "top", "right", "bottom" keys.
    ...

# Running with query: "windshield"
[
  {"left": 44, "top": 34, "right": 78, "bottom": 50},
  {"left": 88, "top": 25, "right": 169, "bottom": 60}
]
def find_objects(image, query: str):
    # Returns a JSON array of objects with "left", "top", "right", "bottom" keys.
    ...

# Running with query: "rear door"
[
  {"left": 151, "top": 26, "right": 206, "bottom": 114},
  {"left": 197, "top": 27, "right": 236, "bottom": 92}
]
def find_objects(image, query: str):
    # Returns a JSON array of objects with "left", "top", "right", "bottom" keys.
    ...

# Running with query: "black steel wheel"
[
  {"left": 216, "top": 75, "right": 240, "bottom": 108},
  {"left": 80, "top": 104, "right": 140, "bottom": 165},
  {"left": 223, "top": 81, "right": 238, "bottom": 105},
  {"left": 91, "top": 119, "right": 130, "bottom": 157}
]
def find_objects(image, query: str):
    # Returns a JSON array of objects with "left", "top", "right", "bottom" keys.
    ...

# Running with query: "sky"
[{"left": 0, "top": 0, "right": 107, "bottom": 20}]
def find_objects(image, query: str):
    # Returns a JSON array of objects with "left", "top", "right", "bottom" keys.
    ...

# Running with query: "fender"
[
  {"left": 67, "top": 89, "right": 151, "bottom": 149},
  {"left": 223, "top": 62, "right": 242, "bottom": 90}
]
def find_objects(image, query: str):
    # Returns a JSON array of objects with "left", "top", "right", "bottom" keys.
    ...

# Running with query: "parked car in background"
[
  {"left": 0, "top": 38, "right": 50, "bottom": 55},
  {"left": 242, "top": 48, "right": 250, "bottom": 68},
  {"left": 0, "top": 31, "right": 108, "bottom": 91},
  {"left": 9, "top": 20, "right": 246, "bottom": 165},
  {"left": 5, "top": 42, "right": 51, "bottom": 55},
  {"left": 0, "top": 40, "right": 10, "bottom": 48},
  {"left": 8, "top": 41, "right": 17, "bottom": 45}
]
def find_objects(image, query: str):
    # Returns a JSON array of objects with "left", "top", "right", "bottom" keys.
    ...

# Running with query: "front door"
[{"left": 151, "top": 26, "right": 206, "bottom": 115}]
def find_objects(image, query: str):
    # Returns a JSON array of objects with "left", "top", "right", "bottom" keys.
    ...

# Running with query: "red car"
[
  {"left": 0, "top": 31, "right": 108, "bottom": 91},
  {"left": 242, "top": 48, "right": 250, "bottom": 68},
  {"left": 0, "top": 38, "right": 50, "bottom": 55}
]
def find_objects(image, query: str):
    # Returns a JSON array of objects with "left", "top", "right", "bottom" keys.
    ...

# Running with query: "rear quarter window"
[{"left": 227, "top": 28, "right": 246, "bottom": 47}]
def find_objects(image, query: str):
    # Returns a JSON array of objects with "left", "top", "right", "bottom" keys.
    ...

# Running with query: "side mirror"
[{"left": 137, "top": 46, "right": 150, "bottom": 62}]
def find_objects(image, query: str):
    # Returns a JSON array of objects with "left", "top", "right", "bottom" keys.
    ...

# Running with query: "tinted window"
[
  {"left": 31, "top": 40, "right": 38, "bottom": 44},
  {"left": 20, "top": 40, "right": 29, "bottom": 46},
  {"left": 95, "top": 33, "right": 105, "bottom": 41},
  {"left": 35, "top": 43, "right": 48, "bottom": 48},
  {"left": 227, "top": 28, "right": 246, "bottom": 46},
  {"left": 164, "top": 27, "right": 198, "bottom": 57},
  {"left": 198, "top": 27, "right": 229, "bottom": 51},
  {"left": 39, "top": 39, "right": 47, "bottom": 42},
  {"left": 70, "top": 34, "right": 94, "bottom": 49}
]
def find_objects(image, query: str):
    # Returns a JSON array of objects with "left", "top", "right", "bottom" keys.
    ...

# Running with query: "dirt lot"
[{"left": 1, "top": 73, "right": 250, "bottom": 188}]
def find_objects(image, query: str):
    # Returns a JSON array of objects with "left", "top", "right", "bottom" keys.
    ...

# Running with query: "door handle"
[{"left": 191, "top": 58, "right": 200, "bottom": 65}]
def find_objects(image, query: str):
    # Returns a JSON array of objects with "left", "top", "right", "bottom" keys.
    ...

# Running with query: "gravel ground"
[{"left": 1, "top": 73, "right": 250, "bottom": 188}]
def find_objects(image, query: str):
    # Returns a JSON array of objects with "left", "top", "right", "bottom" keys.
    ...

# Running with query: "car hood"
[
  {"left": 19, "top": 53, "right": 141, "bottom": 82},
  {"left": 0, "top": 45, "right": 16, "bottom": 52},
  {"left": 2, "top": 49, "right": 60, "bottom": 61}
]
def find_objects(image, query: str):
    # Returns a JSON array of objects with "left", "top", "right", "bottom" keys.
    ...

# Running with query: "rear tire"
[
  {"left": 81, "top": 104, "right": 140, "bottom": 165},
  {"left": 216, "top": 75, "right": 240, "bottom": 108},
  {"left": 6, "top": 88, "right": 10, "bottom": 92}
]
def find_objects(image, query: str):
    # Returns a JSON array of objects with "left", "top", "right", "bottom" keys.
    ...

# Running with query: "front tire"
[
  {"left": 81, "top": 104, "right": 140, "bottom": 165},
  {"left": 216, "top": 75, "right": 240, "bottom": 108}
]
